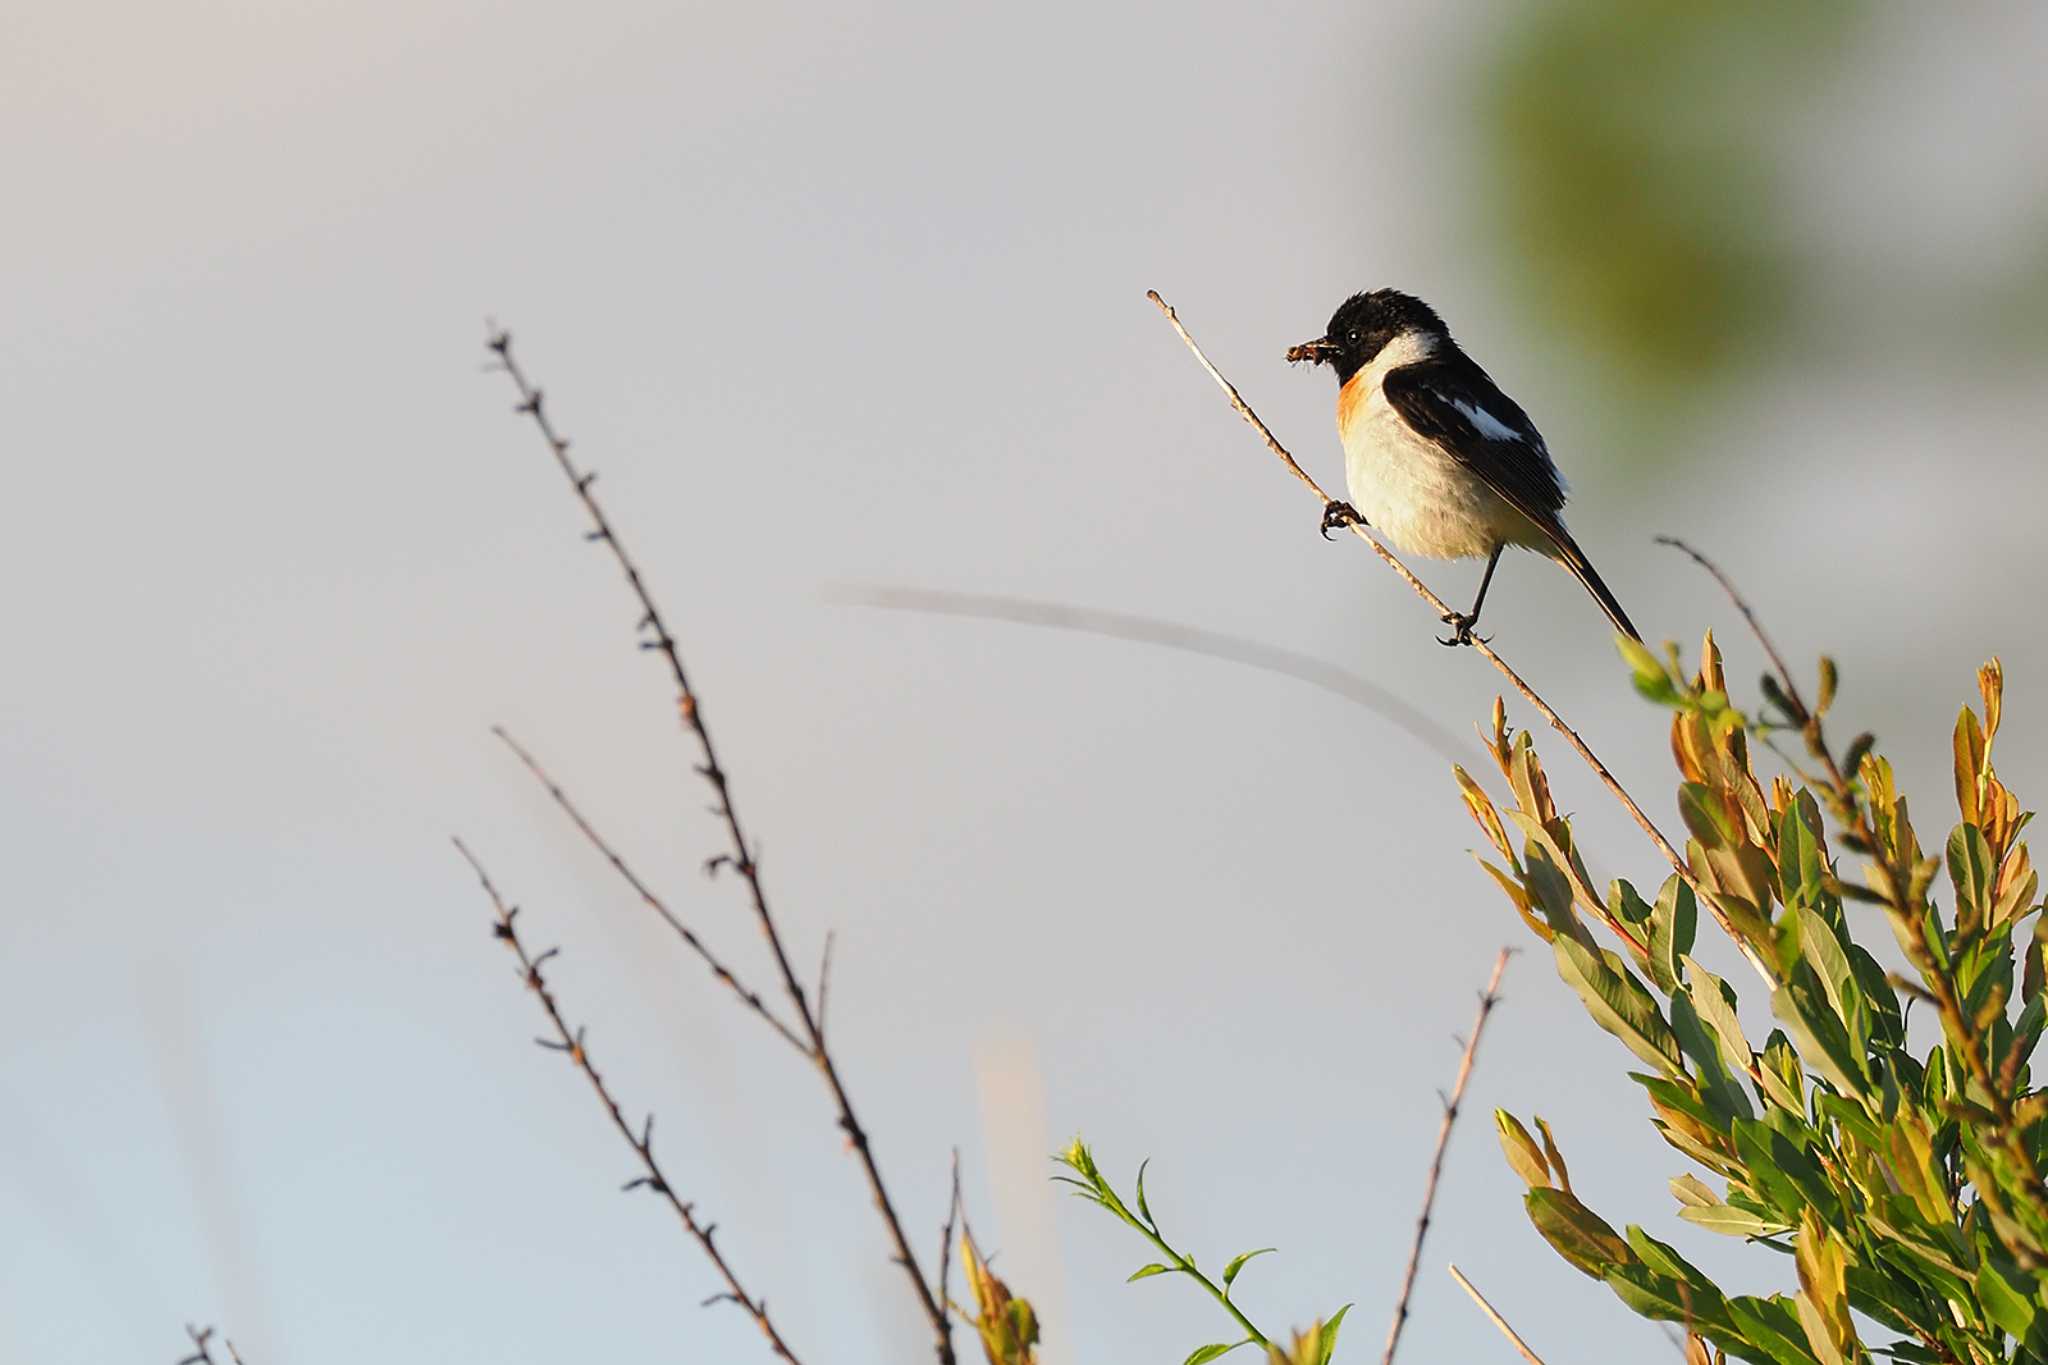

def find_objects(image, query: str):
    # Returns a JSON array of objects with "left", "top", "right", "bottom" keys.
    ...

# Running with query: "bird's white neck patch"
[{"left": 1355, "top": 329, "right": 1438, "bottom": 392}]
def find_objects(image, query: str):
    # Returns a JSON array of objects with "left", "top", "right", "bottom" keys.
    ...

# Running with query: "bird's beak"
[{"left": 1286, "top": 337, "right": 1335, "bottom": 366}]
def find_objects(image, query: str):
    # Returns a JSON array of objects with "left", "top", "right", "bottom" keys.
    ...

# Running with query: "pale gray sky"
[{"left": 5, "top": 3, "right": 2048, "bottom": 1362}]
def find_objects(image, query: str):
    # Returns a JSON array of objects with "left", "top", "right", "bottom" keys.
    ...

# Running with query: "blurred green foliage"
[{"left": 1476, "top": 1, "right": 1865, "bottom": 395}]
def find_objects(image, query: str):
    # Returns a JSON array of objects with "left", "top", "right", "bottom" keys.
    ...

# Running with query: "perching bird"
[{"left": 1286, "top": 289, "right": 1639, "bottom": 646}]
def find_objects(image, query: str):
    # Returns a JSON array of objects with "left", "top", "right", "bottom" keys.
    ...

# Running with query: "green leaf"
[
  {"left": 1609, "top": 878, "right": 1654, "bottom": 927},
  {"left": 1669, "top": 1173, "right": 1718, "bottom": 1209},
  {"left": 1605, "top": 1260, "right": 1736, "bottom": 1338},
  {"left": 1127, "top": 1264, "right": 1174, "bottom": 1282},
  {"left": 1314, "top": 1304, "right": 1351, "bottom": 1365},
  {"left": 1680, "top": 783, "right": 1738, "bottom": 850},
  {"left": 1948, "top": 824, "right": 1993, "bottom": 930},
  {"left": 1731, "top": 1119, "right": 1837, "bottom": 1222},
  {"left": 1671, "top": 986, "right": 1753, "bottom": 1125},
  {"left": 1975, "top": 1257, "right": 2037, "bottom": 1342},
  {"left": 1759, "top": 1031, "right": 1807, "bottom": 1115},
  {"left": 1554, "top": 937, "right": 1685, "bottom": 1075},
  {"left": 1134, "top": 1158, "right": 1154, "bottom": 1228},
  {"left": 1792, "top": 906, "right": 1868, "bottom": 1060},
  {"left": 1646, "top": 876, "right": 1697, "bottom": 996},
  {"left": 1770, "top": 973, "right": 1869, "bottom": 1102},
  {"left": 1685, "top": 958, "right": 1754, "bottom": 1068},
  {"left": 1727, "top": 1294, "right": 1822, "bottom": 1365},
  {"left": 1526, "top": 1187, "right": 1634, "bottom": 1277},
  {"left": 1620, "top": 635, "right": 1680, "bottom": 705},
  {"left": 1182, "top": 1340, "right": 1252, "bottom": 1365},
  {"left": 1678, "top": 1202, "right": 1793, "bottom": 1238},
  {"left": 1220, "top": 1248, "right": 1274, "bottom": 1290},
  {"left": 1523, "top": 843, "right": 1580, "bottom": 942},
  {"left": 1495, "top": 1110, "right": 1551, "bottom": 1189},
  {"left": 1776, "top": 803, "right": 1825, "bottom": 912}
]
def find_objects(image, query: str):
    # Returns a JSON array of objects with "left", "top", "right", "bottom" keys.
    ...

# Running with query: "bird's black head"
[{"left": 1286, "top": 289, "right": 1449, "bottom": 385}]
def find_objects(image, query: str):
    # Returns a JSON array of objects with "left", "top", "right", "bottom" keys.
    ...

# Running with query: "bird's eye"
[{"left": 1346, "top": 328, "right": 1362, "bottom": 345}]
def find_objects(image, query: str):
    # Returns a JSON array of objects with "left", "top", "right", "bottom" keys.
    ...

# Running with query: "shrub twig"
[
  {"left": 1447, "top": 1265, "right": 1546, "bottom": 1365},
  {"left": 485, "top": 331, "right": 955, "bottom": 1365},
  {"left": 1381, "top": 947, "right": 1513, "bottom": 1365}
]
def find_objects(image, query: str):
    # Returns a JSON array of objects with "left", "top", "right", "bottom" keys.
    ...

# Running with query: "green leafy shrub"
[
  {"left": 1465, "top": 637, "right": 2048, "bottom": 1365},
  {"left": 1066, "top": 628, "right": 2048, "bottom": 1365}
]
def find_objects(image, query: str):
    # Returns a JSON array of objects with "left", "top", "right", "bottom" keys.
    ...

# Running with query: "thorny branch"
[
  {"left": 1381, "top": 948, "right": 1513, "bottom": 1365},
  {"left": 485, "top": 331, "right": 955, "bottom": 1365},
  {"left": 1146, "top": 291, "right": 1774, "bottom": 988},
  {"left": 453, "top": 838, "right": 803, "bottom": 1363}
]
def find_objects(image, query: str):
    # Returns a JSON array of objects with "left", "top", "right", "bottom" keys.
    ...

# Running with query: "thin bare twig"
[
  {"left": 453, "top": 838, "right": 802, "bottom": 1363},
  {"left": 936, "top": 1148, "right": 963, "bottom": 1319},
  {"left": 491, "top": 727, "right": 808, "bottom": 1054},
  {"left": 1382, "top": 948, "right": 1513, "bottom": 1365},
  {"left": 1146, "top": 291, "right": 1773, "bottom": 988},
  {"left": 486, "top": 331, "right": 954, "bottom": 1365},
  {"left": 1652, "top": 538, "right": 1805, "bottom": 719},
  {"left": 815, "top": 930, "right": 837, "bottom": 1045},
  {"left": 1448, "top": 1265, "right": 1547, "bottom": 1365},
  {"left": 831, "top": 584, "right": 1471, "bottom": 765}
]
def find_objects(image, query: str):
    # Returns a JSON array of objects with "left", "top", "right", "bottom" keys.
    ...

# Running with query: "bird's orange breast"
[{"left": 1336, "top": 369, "right": 1374, "bottom": 443}]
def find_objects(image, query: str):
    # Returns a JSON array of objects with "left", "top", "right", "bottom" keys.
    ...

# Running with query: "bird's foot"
[
  {"left": 1437, "top": 611, "right": 1489, "bottom": 648},
  {"left": 1320, "top": 501, "right": 1364, "bottom": 540}
]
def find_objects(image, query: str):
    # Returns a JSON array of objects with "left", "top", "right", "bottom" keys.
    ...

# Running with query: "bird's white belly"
[{"left": 1342, "top": 402, "right": 1540, "bottom": 561}]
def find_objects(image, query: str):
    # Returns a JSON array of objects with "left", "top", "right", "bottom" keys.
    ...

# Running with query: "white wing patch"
[{"left": 1451, "top": 397, "right": 1525, "bottom": 444}]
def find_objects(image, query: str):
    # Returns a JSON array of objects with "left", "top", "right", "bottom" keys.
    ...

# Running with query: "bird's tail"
[{"left": 1550, "top": 530, "right": 1641, "bottom": 642}]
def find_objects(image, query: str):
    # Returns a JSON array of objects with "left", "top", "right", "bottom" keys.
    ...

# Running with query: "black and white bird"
[{"left": 1287, "top": 289, "right": 1639, "bottom": 645}]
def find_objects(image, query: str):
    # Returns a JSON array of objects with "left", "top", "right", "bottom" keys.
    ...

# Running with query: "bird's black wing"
[{"left": 1380, "top": 356, "right": 1568, "bottom": 534}]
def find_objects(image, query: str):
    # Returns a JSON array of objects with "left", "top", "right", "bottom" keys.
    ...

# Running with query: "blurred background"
[{"left": 5, "top": 1, "right": 2047, "bottom": 1360}]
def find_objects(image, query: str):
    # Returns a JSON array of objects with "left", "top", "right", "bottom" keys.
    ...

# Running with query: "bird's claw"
[
  {"left": 1320, "top": 501, "right": 1364, "bottom": 540},
  {"left": 1437, "top": 612, "right": 1488, "bottom": 648}
]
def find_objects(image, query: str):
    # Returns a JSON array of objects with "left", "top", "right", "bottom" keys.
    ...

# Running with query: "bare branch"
[
  {"left": 1382, "top": 948, "right": 1513, "bottom": 1365},
  {"left": 816, "top": 929, "right": 837, "bottom": 1046},
  {"left": 831, "top": 584, "right": 1471, "bottom": 766},
  {"left": 1447, "top": 1265, "right": 1547, "bottom": 1365},
  {"left": 492, "top": 726, "right": 808, "bottom": 1054},
  {"left": 453, "top": 837, "right": 803, "bottom": 1364},
  {"left": 486, "top": 331, "right": 954, "bottom": 1365},
  {"left": 1146, "top": 291, "right": 1773, "bottom": 988}
]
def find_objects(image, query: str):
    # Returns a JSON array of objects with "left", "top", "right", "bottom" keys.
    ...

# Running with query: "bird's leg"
[
  {"left": 1438, "top": 544, "right": 1503, "bottom": 647},
  {"left": 1320, "top": 501, "right": 1365, "bottom": 540}
]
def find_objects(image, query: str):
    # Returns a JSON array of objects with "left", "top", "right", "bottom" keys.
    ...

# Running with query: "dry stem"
[
  {"left": 1381, "top": 948, "right": 1513, "bottom": 1365},
  {"left": 1146, "top": 291, "right": 1772, "bottom": 987},
  {"left": 486, "top": 331, "right": 954, "bottom": 1365},
  {"left": 1448, "top": 1265, "right": 1547, "bottom": 1365}
]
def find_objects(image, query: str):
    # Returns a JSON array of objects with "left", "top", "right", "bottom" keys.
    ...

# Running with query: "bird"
[{"left": 1285, "top": 289, "right": 1639, "bottom": 646}]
